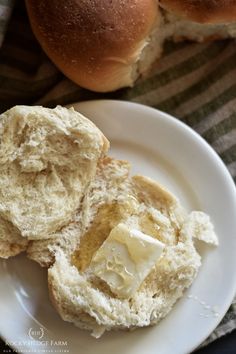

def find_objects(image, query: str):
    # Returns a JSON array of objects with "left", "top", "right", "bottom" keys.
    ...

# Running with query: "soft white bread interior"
[
  {"left": 0, "top": 217, "right": 28, "bottom": 258},
  {"left": 27, "top": 157, "right": 131, "bottom": 267},
  {"left": 25, "top": 0, "right": 236, "bottom": 92},
  {"left": 160, "top": 10, "right": 236, "bottom": 42},
  {"left": 0, "top": 105, "right": 109, "bottom": 258},
  {"left": 0, "top": 104, "right": 218, "bottom": 336},
  {"left": 47, "top": 157, "right": 217, "bottom": 337}
]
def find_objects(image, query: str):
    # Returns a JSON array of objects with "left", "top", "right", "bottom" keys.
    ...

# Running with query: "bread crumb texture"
[
  {"left": 0, "top": 105, "right": 217, "bottom": 336},
  {"left": 48, "top": 157, "right": 217, "bottom": 337},
  {"left": 0, "top": 105, "right": 108, "bottom": 255}
]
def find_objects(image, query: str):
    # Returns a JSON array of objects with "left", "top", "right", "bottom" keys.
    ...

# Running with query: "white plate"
[{"left": 0, "top": 100, "right": 236, "bottom": 354}]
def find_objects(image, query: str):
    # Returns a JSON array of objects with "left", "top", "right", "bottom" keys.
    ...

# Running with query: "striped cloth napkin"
[{"left": 0, "top": 0, "right": 235, "bottom": 349}]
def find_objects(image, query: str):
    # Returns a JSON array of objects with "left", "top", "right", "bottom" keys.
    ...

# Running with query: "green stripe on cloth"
[
  {"left": 118, "top": 42, "right": 227, "bottom": 100},
  {"left": 0, "top": 73, "right": 62, "bottom": 94},
  {"left": 220, "top": 144, "right": 236, "bottom": 165},
  {"left": 182, "top": 83, "right": 236, "bottom": 127},
  {"left": 202, "top": 113, "right": 236, "bottom": 144},
  {"left": 0, "top": 18, "right": 8, "bottom": 26},
  {"left": 155, "top": 53, "right": 236, "bottom": 113},
  {"left": 0, "top": 0, "right": 14, "bottom": 6},
  {"left": 162, "top": 40, "right": 190, "bottom": 56},
  {"left": 0, "top": 0, "right": 14, "bottom": 46},
  {"left": 39, "top": 89, "right": 102, "bottom": 108},
  {"left": 0, "top": 54, "right": 40, "bottom": 73},
  {"left": 4, "top": 30, "right": 42, "bottom": 52}
]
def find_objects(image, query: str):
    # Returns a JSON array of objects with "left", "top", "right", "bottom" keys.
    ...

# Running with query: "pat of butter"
[{"left": 90, "top": 223, "right": 164, "bottom": 298}]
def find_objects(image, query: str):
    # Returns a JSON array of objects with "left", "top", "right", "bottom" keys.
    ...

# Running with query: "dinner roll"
[
  {"left": 27, "top": 157, "right": 132, "bottom": 267},
  {"left": 25, "top": 0, "right": 236, "bottom": 92},
  {"left": 47, "top": 156, "right": 217, "bottom": 337},
  {"left": 25, "top": 0, "right": 159, "bottom": 92},
  {"left": 160, "top": 0, "right": 236, "bottom": 24},
  {"left": 0, "top": 105, "right": 108, "bottom": 257},
  {"left": 0, "top": 217, "right": 28, "bottom": 258}
]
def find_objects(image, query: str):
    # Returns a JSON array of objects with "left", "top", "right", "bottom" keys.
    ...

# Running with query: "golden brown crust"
[
  {"left": 132, "top": 175, "right": 177, "bottom": 207},
  {"left": 160, "top": 0, "right": 236, "bottom": 24},
  {"left": 25, "top": 0, "right": 159, "bottom": 92},
  {"left": 25, "top": 0, "right": 236, "bottom": 92}
]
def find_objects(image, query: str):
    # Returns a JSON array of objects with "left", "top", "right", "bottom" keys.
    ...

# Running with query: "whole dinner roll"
[
  {"left": 26, "top": 0, "right": 236, "bottom": 92},
  {"left": 25, "top": 0, "right": 159, "bottom": 92}
]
